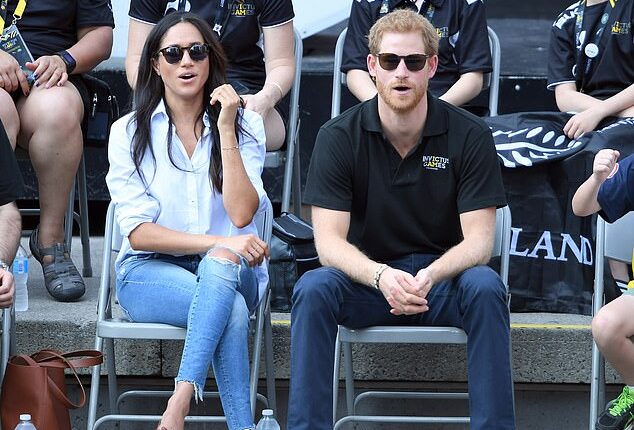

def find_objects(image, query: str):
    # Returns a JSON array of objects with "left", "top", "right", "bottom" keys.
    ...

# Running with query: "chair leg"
[
  {"left": 87, "top": 336, "right": 104, "bottom": 430},
  {"left": 1, "top": 307, "right": 12, "bottom": 384},
  {"left": 589, "top": 339, "right": 604, "bottom": 430},
  {"left": 343, "top": 341, "right": 355, "bottom": 416},
  {"left": 105, "top": 338, "right": 118, "bottom": 414},
  {"left": 291, "top": 121, "right": 302, "bottom": 217},
  {"left": 332, "top": 330, "right": 341, "bottom": 425},
  {"left": 251, "top": 298, "right": 265, "bottom": 419},
  {"left": 264, "top": 300, "right": 277, "bottom": 413},
  {"left": 65, "top": 178, "right": 76, "bottom": 249},
  {"left": 77, "top": 155, "right": 92, "bottom": 277}
]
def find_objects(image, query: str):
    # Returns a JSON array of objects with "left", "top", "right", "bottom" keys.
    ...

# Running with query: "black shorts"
[{"left": 0, "top": 122, "right": 24, "bottom": 205}]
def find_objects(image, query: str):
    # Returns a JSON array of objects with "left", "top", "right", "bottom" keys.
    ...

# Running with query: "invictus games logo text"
[
  {"left": 422, "top": 155, "right": 449, "bottom": 170},
  {"left": 232, "top": 0, "right": 256, "bottom": 17}
]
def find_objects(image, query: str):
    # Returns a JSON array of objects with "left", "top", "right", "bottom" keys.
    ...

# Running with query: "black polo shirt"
[
  {"left": 341, "top": 0, "right": 492, "bottom": 99},
  {"left": 304, "top": 94, "right": 506, "bottom": 261},
  {"left": 129, "top": 0, "right": 294, "bottom": 93},
  {"left": 5, "top": 0, "right": 114, "bottom": 60},
  {"left": 548, "top": 0, "right": 634, "bottom": 99},
  {"left": 0, "top": 122, "right": 24, "bottom": 206}
]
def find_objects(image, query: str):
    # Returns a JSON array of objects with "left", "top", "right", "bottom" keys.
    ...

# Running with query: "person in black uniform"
[
  {"left": 288, "top": 9, "right": 515, "bottom": 430},
  {"left": 548, "top": 0, "right": 634, "bottom": 138},
  {"left": 342, "top": 0, "right": 492, "bottom": 110},
  {"left": 0, "top": 120, "right": 24, "bottom": 309},
  {"left": 0, "top": 0, "right": 114, "bottom": 302},
  {"left": 126, "top": 0, "right": 295, "bottom": 151}
]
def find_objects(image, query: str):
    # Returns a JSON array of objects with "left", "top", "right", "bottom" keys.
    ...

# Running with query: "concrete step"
[{"left": 12, "top": 236, "right": 619, "bottom": 386}]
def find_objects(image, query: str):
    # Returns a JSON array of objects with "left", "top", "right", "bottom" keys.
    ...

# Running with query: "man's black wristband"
[{"left": 55, "top": 50, "right": 76, "bottom": 74}]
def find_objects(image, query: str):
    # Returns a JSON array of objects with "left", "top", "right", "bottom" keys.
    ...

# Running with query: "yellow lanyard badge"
[{"left": 0, "top": 0, "right": 26, "bottom": 36}]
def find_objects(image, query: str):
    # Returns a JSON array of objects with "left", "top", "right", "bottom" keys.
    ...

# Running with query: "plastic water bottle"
[
  {"left": 14, "top": 414, "right": 37, "bottom": 429},
  {"left": 256, "top": 409, "right": 280, "bottom": 430},
  {"left": 12, "top": 245, "right": 29, "bottom": 312}
]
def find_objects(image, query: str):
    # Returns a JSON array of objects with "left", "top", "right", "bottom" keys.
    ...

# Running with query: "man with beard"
[{"left": 287, "top": 9, "right": 515, "bottom": 430}]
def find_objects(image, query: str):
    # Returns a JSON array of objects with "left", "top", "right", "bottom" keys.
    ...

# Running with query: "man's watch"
[
  {"left": 0, "top": 260, "right": 10, "bottom": 272},
  {"left": 55, "top": 50, "right": 76, "bottom": 74}
]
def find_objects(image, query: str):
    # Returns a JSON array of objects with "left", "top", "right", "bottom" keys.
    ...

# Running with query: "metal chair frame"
[
  {"left": 264, "top": 29, "right": 303, "bottom": 216},
  {"left": 332, "top": 206, "right": 513, "bottom": 428},
  {"left": 589, "top": 212, "right": 634, "bottom": 430},
  {"left": 86, "top": 201, "right": 276, "bottom": 430},
  {"left": 331, "top": 26, "right": 501, "bottom": 118}
]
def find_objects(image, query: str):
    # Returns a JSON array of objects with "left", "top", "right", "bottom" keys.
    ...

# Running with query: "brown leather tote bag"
[{"left": 0, "top": 349, "right": 102, "bottom": 430}]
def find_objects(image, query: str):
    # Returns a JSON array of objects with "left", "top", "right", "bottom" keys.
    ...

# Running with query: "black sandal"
[{"left": 29, "top": 226, "right": 85, "bottom": 302}]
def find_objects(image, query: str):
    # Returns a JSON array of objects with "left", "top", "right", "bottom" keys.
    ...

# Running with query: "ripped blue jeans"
[{"left": 115, "top": 251, "right": 258, "bottom": 430}]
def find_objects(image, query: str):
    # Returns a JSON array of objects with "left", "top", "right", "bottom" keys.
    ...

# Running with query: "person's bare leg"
[
  {"left": 592, "top": 294, "right": 634, "bottom": 384},
  {"left": 263, "top": 107, "right": 286, "bottom": 151},
  {"left": 158, "top": 381, "right": 193, "bottom": 430},
  {"left": 17, "top": 83, "right": 83, "bottom": 256}
]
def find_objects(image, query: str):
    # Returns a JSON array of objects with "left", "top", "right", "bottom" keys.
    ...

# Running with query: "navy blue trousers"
[{"left": 287, "top": 254, "right": 516, "bottom": 430}]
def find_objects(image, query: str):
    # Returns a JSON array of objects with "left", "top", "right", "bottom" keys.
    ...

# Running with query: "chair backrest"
[
  {"left": 594, "top": 212, "right": 634, "bottom": 300},
  {"left": 486, "top": 26, "right": 501, "bottom": 117},
  {"left": 331, "top": 26, "right": 502, "bottom": 118},
  {"left": 331, "top": 27, "right": 348, "bottom": 119}
]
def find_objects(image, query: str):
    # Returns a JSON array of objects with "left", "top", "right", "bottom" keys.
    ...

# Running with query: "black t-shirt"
[
  {"left": 0, "top": 122, "right": 24, "bottom": 206},
  {"left": 129, "top": 0, "right": 295, "bottom": 93},
  {"left": 341, "top": 0, "right": 492, "bottom": 98},
  {"left": 548, "top": 0, "right": 634, "bottom": 99},
  {"left": 304, "top": 94, "right": 506, "bottom": 261},
  {"left": 4, "top": 0, "right": 114, "bottom": 60}
]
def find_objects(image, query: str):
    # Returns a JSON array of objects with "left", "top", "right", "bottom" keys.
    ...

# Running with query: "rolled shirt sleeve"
[{"left": 105, "top": 114, "right": 161, "bottom": 238}]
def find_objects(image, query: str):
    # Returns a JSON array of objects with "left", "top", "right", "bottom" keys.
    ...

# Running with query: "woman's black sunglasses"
[
  {"left": 157, "top": 43, "right": 210, "bottom": 64},
  {"left": 375, "top": 53, "right": 430, "bottom": 72}
]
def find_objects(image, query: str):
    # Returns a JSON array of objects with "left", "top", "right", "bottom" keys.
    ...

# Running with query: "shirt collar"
[
  {"left": 361, "top": 92, "right": 448, "bottom": 137},
  {"left": 150, "top": 99, "right": 211, "bottom": 128}
]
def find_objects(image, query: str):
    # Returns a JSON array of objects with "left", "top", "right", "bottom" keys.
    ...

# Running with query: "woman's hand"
[
  {"left": 26, "top": 55, "right": 68, "bottom": 88},
  {"left": 210, "top": 84, "right": 241, "bottom": 133},
  {"left": 216, "top": 234, "right": 270, "bottom": 267},
  {"left": 0, "top": 49, "right": 30, "bottom": 95}
]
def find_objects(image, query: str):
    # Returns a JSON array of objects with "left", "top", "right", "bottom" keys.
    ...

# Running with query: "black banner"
[{"left": 486, "top": 113, "right": 634, "bottom": 314}]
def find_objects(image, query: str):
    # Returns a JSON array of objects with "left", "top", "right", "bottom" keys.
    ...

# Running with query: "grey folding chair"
[
  {"left": 264, "top": 28, "right": 303, "bottom": 216},
  {"left": 331, "top": 26, "right": 502, "bottom": 118},
  {"left": 19, "top": 153, "right": 92, "bottom": 277},
  {"left": 589, "top": 212, "right": 634, "bottom": 430},
  {"left": 332, "top": 206, "right": 513, "bottom": 428},
  {"left": 86, "top": 200, "right": 276, "bottom": 430}
]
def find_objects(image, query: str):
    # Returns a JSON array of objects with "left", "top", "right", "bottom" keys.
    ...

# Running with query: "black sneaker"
[{"left": 597, "top": 386, "right": 634, "bottom": 430}]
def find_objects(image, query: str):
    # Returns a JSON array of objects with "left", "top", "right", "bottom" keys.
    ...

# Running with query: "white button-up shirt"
[{"left": 106, "top": 100, "right": 268, "bottom": 298}]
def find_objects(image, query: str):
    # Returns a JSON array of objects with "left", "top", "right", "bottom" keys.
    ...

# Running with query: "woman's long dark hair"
[{"left": 130, "top": 11, "right": 245, "bottom": 192}]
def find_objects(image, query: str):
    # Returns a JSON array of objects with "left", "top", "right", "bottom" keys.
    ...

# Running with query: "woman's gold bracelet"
[{"left": 221, "top": 145, "right": 240, "bottom": 151}]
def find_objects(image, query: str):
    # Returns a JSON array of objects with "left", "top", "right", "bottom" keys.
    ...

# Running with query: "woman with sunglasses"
[
  {"left": 106, "top": 12, "right": 269, "bottom": 430},
  {"left": 126, "top": 0, "right": 295, "bottom": 152}
]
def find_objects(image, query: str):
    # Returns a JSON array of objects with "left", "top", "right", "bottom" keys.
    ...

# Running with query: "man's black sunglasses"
[
  {"left": 157, "top": 43, "right": 210, "bottom": 64},
  {"left": 375, "top": 53, "right": 430, "bottom": 71}
]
